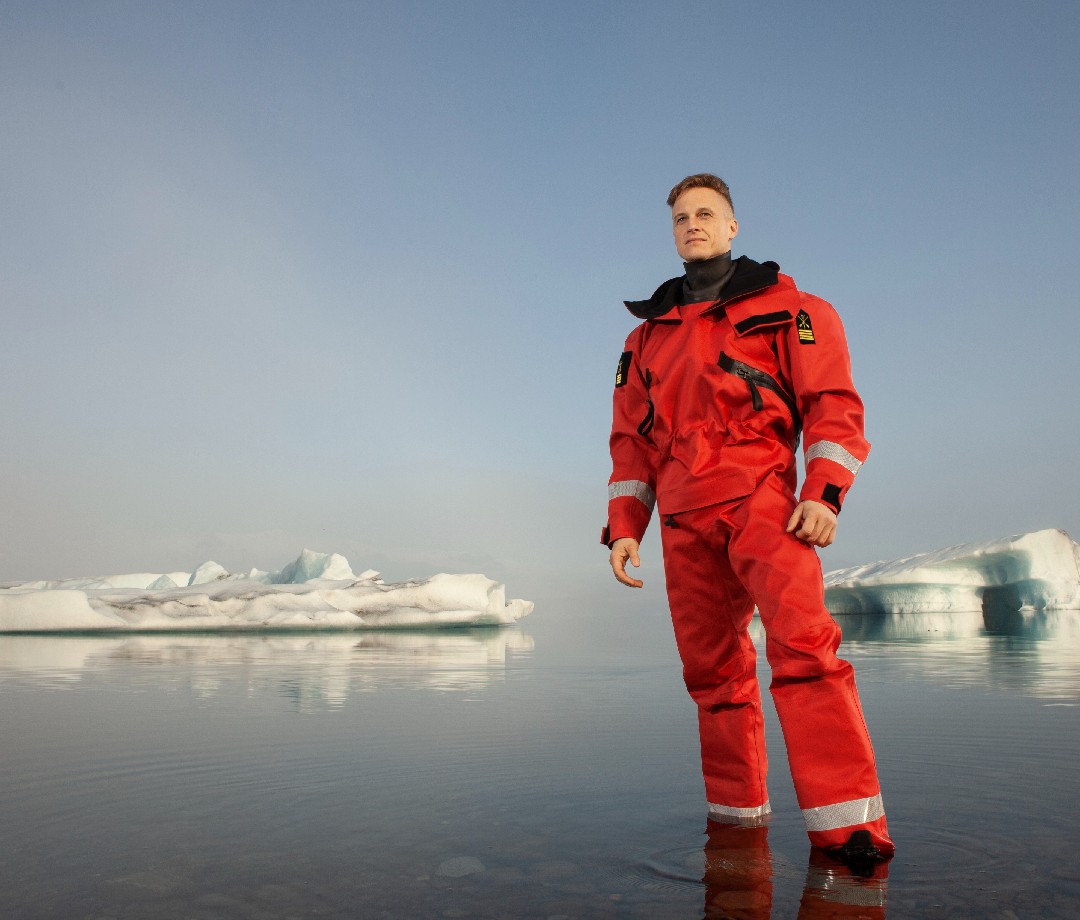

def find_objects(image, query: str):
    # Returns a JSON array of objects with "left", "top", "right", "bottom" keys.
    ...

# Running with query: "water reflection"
[
  {"left": 0, "top": 628, "right": 535, "bottom": 707},
  {"left": 748, "top": 609, "right": 1080, "bottom": 702},
  {"left": 1, "top": 607, "right": 1076, "bottom": 918},
  {"left": 702, "top": 822, "right": 775, "bottom": 918},
  {"left": 797, "top": 846, "right": 889, "bottom": 919},
  {"left": 644, "top": 822, "right": 891, "bottom": 918}
]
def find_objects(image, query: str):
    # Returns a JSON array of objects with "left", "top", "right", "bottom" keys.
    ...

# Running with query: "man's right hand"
[{"left": 609, "top": 537, "right": 643, "bottom": 588}]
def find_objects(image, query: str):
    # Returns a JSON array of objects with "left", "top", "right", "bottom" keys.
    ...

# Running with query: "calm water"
[{"left": 1, "top": 596, "right": 1078, "bottom": 919}]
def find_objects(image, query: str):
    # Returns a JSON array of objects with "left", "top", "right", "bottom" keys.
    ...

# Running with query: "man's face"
[{"left": 671, "top": 187, "right": 739, "bottom": 262}]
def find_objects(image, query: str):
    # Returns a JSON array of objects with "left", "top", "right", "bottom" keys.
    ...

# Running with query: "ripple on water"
[
  {"left": 894, "top": 825, "right": 1021, "bottom": 890},
  {"left": 617, "top": 829, "right": 1055, "bottom": 914},
  {"left": 616, "top": 844, "right": 804, "bottom": 895}
]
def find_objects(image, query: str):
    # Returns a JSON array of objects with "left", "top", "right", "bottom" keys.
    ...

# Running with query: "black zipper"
[
  {"left": 717, "top": 352, "right": 802, "bottom": 442},
  {"left": 637, "top": 368, "right": 655, "bottom": 436}
]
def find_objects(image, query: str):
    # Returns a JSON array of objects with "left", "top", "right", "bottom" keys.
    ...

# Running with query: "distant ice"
[
  {"left": 824, "top": 528, "right": 1080, "bottom": 615},
  {"left": 0, "top": 549, "right": 534, "bottom": 632}
]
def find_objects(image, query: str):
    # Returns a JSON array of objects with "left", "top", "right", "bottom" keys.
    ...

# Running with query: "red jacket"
[{"left": 603, "top": 257, "right": 869, "bottom": 546}]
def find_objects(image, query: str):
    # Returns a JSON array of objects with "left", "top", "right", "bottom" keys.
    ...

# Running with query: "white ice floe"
[
  {"left": 824, "top": 528, "right": 1080, "bottom": 614},
  {"left": 0, "top": 549, "right": 534, "bottom": 632}
]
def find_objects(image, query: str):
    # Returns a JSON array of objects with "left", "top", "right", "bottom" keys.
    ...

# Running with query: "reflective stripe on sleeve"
[
  {"left": 707, "top": 800, "right": 772, "bottom": 826},
  {"left": 806, "top": 440, "right": 863, "bottom": 475},
  {"left": 801, "top": 793, "right": 884, "bottom": 832},
  {"left": 608, "top": 480, "right": 656, "bottom": 510}
]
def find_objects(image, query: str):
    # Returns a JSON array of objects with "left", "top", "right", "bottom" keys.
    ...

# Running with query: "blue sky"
[{"left": 2, "top": 1, "right": 1078, "bottom": 601}]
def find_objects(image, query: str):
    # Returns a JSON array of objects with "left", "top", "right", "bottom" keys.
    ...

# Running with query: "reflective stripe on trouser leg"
[
  {"left": 708, "top": 800, "right": 772, "bottom": 827},
  {"left": 802, "top": 794, "right": 885, "bottom": 832},
  {"left": 722, "top": 474, "right": 893, "bottom": 854},
  {"left": 802, "top": 795, "right": 889, "bottom": 866},
  {"left": 659, "top": 505, "right": 769, "bottom": 813}
]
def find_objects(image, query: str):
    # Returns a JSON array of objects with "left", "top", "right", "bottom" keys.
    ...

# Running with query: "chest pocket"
[{"left": 717, "top": 352, "right": 801, "bottom": 445}]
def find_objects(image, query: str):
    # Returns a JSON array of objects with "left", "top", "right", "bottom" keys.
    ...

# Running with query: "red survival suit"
[{"left": 603, "top": 256, "right": 892, "bottom": 854}]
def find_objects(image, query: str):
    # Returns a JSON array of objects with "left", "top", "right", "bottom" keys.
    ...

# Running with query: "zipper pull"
[
  {"left": 745, "top": 378, "right": 763, "bottom": 411},
  {"left": 637, "top": 401, "right": 655, "bottom": 436},
  {"left": 637, "top": 367, "right": 656, "bottom": 436}
]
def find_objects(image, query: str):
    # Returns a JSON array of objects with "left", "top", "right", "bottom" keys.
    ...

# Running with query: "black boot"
[{"left": 829, "top": 830, "right": 887, "bottom": 877}]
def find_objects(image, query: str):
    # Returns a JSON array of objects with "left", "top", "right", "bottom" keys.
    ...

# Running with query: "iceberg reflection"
[
  {"left": 751, "top": 610, "right": 1080, "bottom": 702},
  {"left": 0, "top": 629, "right": 535, "bottom": 705}
]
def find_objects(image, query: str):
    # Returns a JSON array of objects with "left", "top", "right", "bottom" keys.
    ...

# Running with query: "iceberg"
[
  {"left": 0, "top": 549, "right": 534, "bottom": 632},
  {"left": 824, "top": 529, "right": 1080, "bottom": 615}
]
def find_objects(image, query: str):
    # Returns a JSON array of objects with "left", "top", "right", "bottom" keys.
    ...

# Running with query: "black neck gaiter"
[{"left": 682, "top": 251, "right": 735, "bottom": 303}]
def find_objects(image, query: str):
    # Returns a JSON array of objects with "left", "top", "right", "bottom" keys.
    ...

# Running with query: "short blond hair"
[{"left": 666, "top": 173, "right": 733, "bottom": 213}]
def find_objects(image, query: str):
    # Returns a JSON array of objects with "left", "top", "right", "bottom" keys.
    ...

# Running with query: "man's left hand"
[{"left": 786, "top": 500, "right": 837, "bottom": 547}]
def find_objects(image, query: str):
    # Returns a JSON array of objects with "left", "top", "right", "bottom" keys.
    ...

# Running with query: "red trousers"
[{"left": 659, "top": 474, "right": 893, "bottom": 853}]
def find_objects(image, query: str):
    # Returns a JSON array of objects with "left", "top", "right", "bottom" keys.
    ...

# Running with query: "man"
[{"left": 603, "top": 173, "right": 893, "bottom": 862}]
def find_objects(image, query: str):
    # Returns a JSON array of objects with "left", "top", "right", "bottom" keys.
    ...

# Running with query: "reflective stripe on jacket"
[{"left": 603, "top": 256, "right": 869, "bottom": 546}]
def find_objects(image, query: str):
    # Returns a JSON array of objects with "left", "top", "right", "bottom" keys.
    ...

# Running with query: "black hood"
[{"left": 624, "top": 256, "right": 781, "bottom": 320}]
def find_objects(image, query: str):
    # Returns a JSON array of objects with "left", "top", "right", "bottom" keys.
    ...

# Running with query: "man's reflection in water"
[
  {"left": 702, "top": 821, "right": 773, "bottom": 919},
  {"left": 797, "top": 845, "right": 889, "bottom": 919},
  {"left": 701, "top": 820, "right": 889, "bottom": 919}
]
